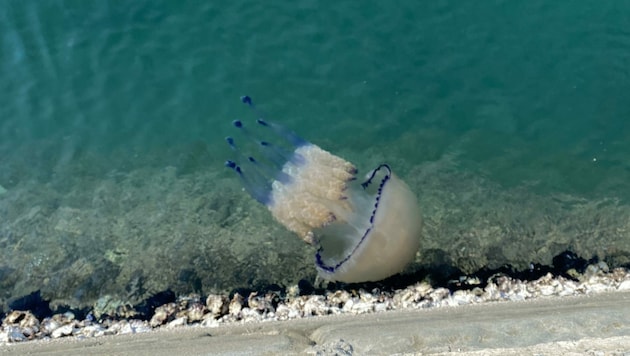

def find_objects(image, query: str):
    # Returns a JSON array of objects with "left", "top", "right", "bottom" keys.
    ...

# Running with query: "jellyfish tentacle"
[
  {"left": 225, "top": 96, "right": 313, "bottom": 209},
  {"left": 232, "top": 120, "right": 296, "bottom": 177},
  {"left": 256, "top": 117, "right": 307, "bottom": 148},
  {"left": 225, "top": 134, "right": 283, "bottom": 204},
  {"left": 242, "top": 95, "right": 307, "bottom": 148},
  {"left": 224, "top": 158, "right": 271, "bottom": 205}
]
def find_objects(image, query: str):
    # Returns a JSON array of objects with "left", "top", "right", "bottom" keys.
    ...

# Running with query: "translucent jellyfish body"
[{"left": 225, "top": 96, "right": 422, "bottom": 283}]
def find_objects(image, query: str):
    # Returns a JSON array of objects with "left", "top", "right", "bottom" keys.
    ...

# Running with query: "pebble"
[
  {"left": 51, "top": 324, "right": 74, "bottom": 339},
  {"left": 186, "top": 303, "right": 206, "bottom": 322},
  {"left": 200, "top": 317, "right": 220, "bottom": 328},
  {"left": 346, "top": 300, "right": 373, "bottom": 314},
  {"left": 206, "top": 294, "right": 228, "bottom": 317},
  {"left": 618, "top": 279, "right": 630, "bottom": 291},
  {"left": 76, "top": 325, "right": 106, "bottom": 338},
  {"left": 150, "top": 303, "right": 178, "bottom": 327},
  {"left": 228, "top": 293, "right": 243, "bottom": 317},
  {"left": 1, "top": 264, "right": 629, "bottom": 345},
  {"left": 0, "top": 326, "right": 26, "bottom": 342},
  {"left": 240, "top": 307, "right": 263, "bottom": 322},
  {"left": 373, "top": 302, "right": 390, "bottom": 313},
  {"left": 167, "top": 317, "right": 188, "bottom": 328},
  {"left": 303, "top": 296, "right": 327, "bottom": 316}
]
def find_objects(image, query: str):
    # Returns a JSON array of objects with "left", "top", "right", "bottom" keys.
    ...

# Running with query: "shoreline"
[
  {"left": 1, "top": 290, "right": 629, "bottom": 355},
  {"left": 2, "top": 265, "right": 630, "bottom": 354}
]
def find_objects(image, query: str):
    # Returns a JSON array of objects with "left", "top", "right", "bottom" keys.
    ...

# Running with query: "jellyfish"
[{"left": 225, "top": 96, "right": 422, "bottom": 283}]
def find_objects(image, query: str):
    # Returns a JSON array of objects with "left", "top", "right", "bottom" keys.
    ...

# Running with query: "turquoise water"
[{"left": 1, "top": 1, "right": 629, "bottom": 308}]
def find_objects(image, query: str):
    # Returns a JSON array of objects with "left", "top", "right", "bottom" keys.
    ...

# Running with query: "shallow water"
[{"left": 1, "top": 1, "right": 629, "bottom": 308}]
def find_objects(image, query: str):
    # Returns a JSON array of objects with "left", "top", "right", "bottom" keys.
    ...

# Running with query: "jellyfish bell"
[
  {"left": 225, "top": 96, "right": 422, "bottom": 283},
  {"left": 314, "top": 164, "right": 422, "bottom": 282}
]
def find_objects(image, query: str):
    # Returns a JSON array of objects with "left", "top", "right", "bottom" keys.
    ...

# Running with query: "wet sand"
[{"left": 2, "top": 291, "right": 629, "bottom": 355}]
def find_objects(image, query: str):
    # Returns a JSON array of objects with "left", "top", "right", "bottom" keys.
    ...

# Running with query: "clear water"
[{"left": 1, "top": 1, "right": 629, "bottom": 308}]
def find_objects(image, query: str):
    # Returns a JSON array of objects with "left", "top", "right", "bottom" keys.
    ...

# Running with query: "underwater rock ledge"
[{"left": 3, "top": 132, "right": 630, "bottom": 314}]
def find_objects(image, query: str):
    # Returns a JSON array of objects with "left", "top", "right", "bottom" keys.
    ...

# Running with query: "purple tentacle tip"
[
  {"left": 241, "top": 96, "right": 253, "bottom": 106},
  {"left": 256, "top": 118, "right": 268, "bottom": 126}
]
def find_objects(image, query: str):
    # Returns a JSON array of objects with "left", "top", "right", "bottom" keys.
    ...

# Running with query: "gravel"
[{"left": 1, "top": 263, "right": 629, "bottom": 344}]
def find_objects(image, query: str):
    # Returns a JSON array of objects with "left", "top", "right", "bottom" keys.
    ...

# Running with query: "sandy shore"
[{"left": 1, "top": 291, "right": 629, "bottom": 355}]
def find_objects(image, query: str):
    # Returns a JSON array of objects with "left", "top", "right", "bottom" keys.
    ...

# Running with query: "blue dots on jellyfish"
[{"left": 225, "top": 96, "right": 422, "bottom": 283}]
